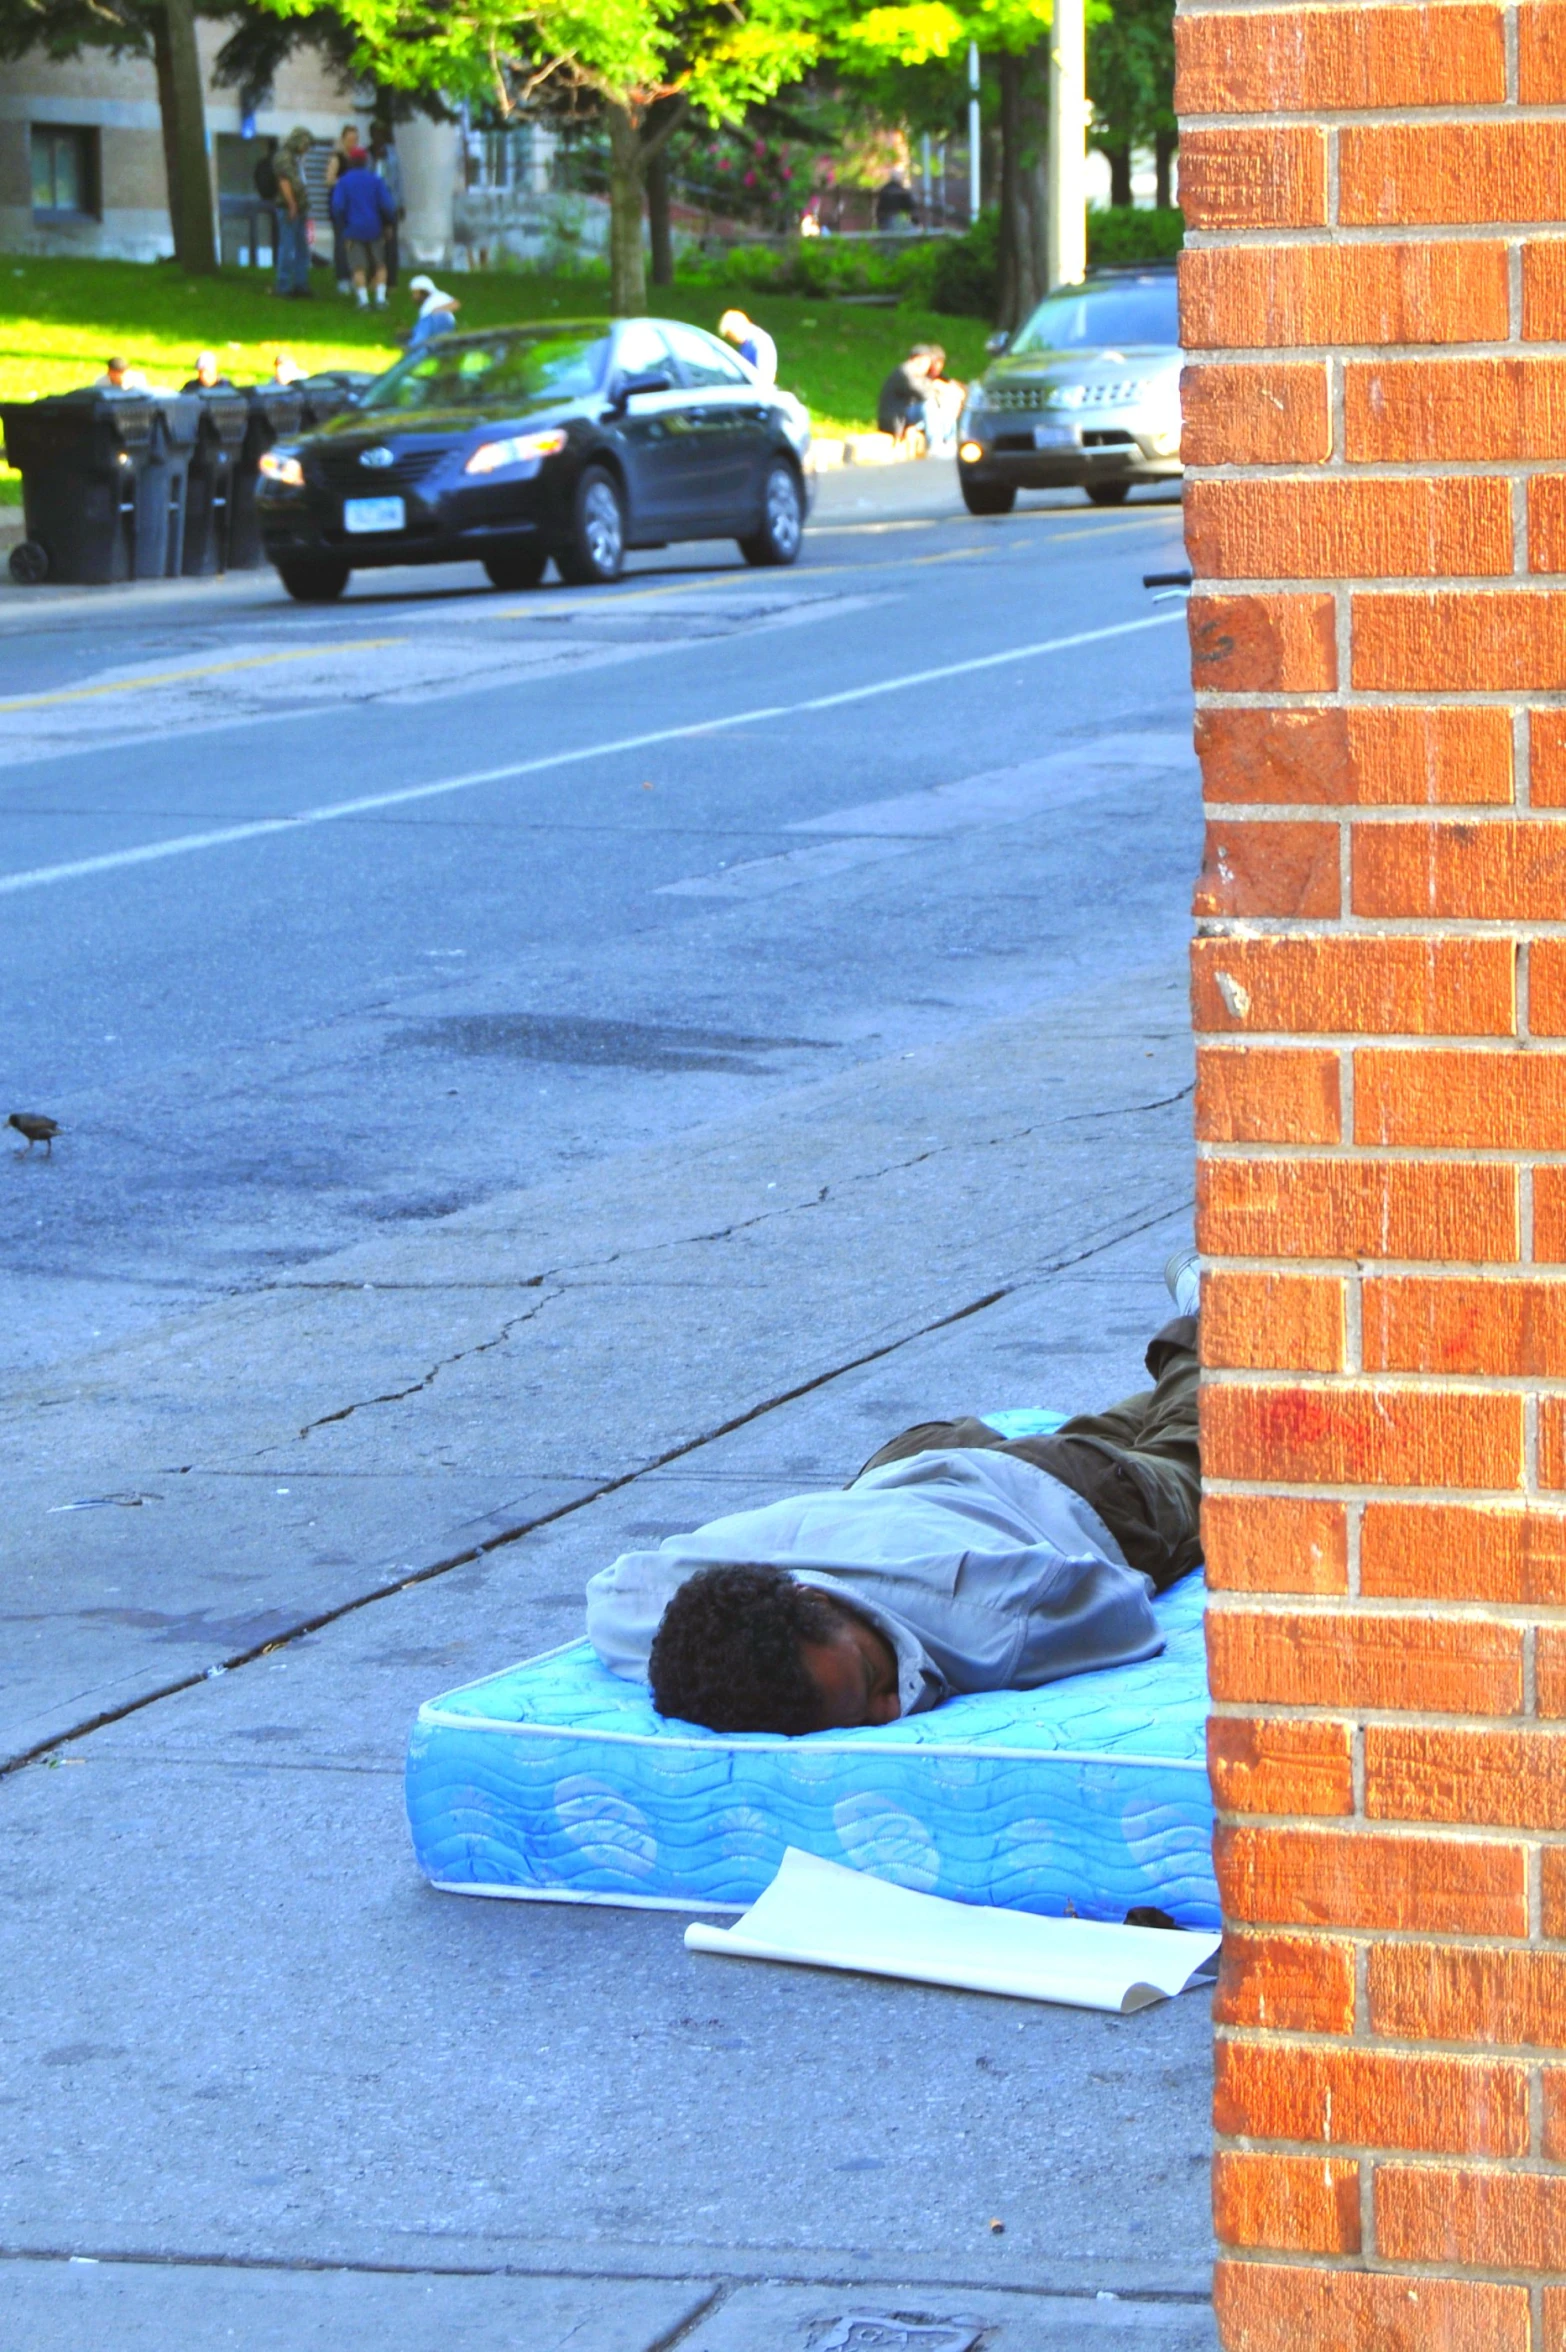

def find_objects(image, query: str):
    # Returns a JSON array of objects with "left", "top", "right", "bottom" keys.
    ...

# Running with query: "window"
[
  {"left": 614, "top": 320, "right": 672, "bottom": 379},
  {"left": 663, "top": 322, "right": 749, "bottom": 388},
  {"left": 363, "top": 328, "right": 611, "bottom": 414},
  {"left": 1010, "top": 276, "right": 1179, "bottom": 357},
  {"left": 31, "top": 125, "right": 99, "bottom": 221}
]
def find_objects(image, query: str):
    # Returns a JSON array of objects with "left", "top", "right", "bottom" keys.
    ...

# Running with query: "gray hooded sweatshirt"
[{"left": 584, "top": 1446, "right": 1163, "bottom": 1718}]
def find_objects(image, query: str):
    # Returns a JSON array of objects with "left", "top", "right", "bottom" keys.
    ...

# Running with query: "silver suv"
[{"left": 957, "top": 266, "right": 1181, "bottom": 513}]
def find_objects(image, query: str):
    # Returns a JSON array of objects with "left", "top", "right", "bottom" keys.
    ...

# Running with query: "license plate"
[
  {"left": 343, "top": 495, "right": 405, "bottom": 535},
  {"left": 1033, "top": 424, "right": 1077, "bottom": 450}
]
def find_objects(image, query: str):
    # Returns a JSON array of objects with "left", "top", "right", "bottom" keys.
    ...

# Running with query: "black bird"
[{"left": 9, "top": 1112, "right": 60, "bottom": 1156}]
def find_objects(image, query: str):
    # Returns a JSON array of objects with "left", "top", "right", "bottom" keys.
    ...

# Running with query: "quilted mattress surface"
[{"left": 405, "top": 1550, "right": 1216, "bottom": 1929}]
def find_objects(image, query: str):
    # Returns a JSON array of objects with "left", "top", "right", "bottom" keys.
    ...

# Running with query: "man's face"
[{"left": 800, "top": 1604, "right": 900, "bottom": 1729}]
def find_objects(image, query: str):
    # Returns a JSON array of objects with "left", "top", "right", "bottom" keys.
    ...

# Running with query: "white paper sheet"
[{"left": 684, "top": 1847, "right": 1221, "bottom": 2013}]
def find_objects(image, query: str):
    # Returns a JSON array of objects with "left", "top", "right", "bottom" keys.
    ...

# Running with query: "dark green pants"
[{"left": 858, "top": 1315, "right": 1201, "bottom": 1592}]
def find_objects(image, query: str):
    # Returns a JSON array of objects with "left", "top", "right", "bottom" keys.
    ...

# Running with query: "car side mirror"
[
  {"left": 612, "top": 369, "right": 673, "bottom": 409},
  {"left": 985, "top": 331, "right": 1010, "bottom": 356}
]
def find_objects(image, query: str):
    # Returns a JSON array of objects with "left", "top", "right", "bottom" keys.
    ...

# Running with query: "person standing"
[
  {"left": 370, "top": 124, "right": 404, "bottom": 290},
  {"left": 324, "top": 122, "right": 364, "bottom": 294},
  {"left": 717, "top": 308, "right": 778, "bottom": 384},
  {"left": 271, "top": 129, "right": 314, "bottom": 301},
  {"left": 330, "top": 149, "right": 397, "bottom": 309}
]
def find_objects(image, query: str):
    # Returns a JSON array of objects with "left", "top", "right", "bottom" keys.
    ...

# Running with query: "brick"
[
  {"left": 1534, "top": 1169, "right": 1566, "bottom": 1259},
  {"left": 1185, "top": 477, "right": 1512, "bottom": 583},
  {"left": 1176, "top": 7, "right": 1506, "bottom": 114},
  {"left": 1529, "top": 940, "right": 1566, "bottom": 1031},
  {"left": 1369, "top": 1939, "right": 1566, "bottom": 2047},
  {"left": 1524, "top": 239, "right": 1566, "bottom": 340},
  {"left": 1192, "top": 821, "right": 1339, "bottom": 919},
  {"left": 1537, "top": 1395, "right": 1566, "bottom": 1488},
  {"left": 1345, "top": 356, "right": 1566, "bottom": 464},
  {"left": 1203, "top": 1271, "right": 1347, "bottom": 1373},
  {"left": 1354, "top": 592, "right": 1566, "bottom": 693},
  {"left": 1203, "top": 1494, "right": 1349, "bottom": 1595},
  {"left": 1208, "top": 1715, "right": 1354, "bottom": 1817},
  {"left": 1366, "top": 1724, "right": 1566, "bottom": 1827},
  {"left": 1197, "top": 1157, "right": 1519, "bottom": 1262},
  {"left": 1538, "top": 1625, "right": 1566, "bottom": 1714},
  {"left": 1361, "top": 1500, "right": 1566, "bottom": 1603},
  {"left": 1195, "top": 706, "right": 1512, "bottom": 808},
  {"left": 1181, "top": 243, "right": 1510, "bottom": 353},
  {"left": 1195, "top": 1046, "right": 1341, "bottom": 1146},
  {"left": 1177, "top": 127, "right": 1326, "bottom": 231},
  {"left": 1214, "top": 2264, "right": 1529, "bottom": 2352},
  {"left": 1191, "top": 935, "right": 1514, "bottom": 1037},
  {"left": 1354, "top": 818, "right": 1566, "bottom": 919},
  {"left": 1356, "top": 1048, "right": 1566, "bottom": 1149},
  {"left": 1546, "top": 2069, "right": 1566, "bottom": 2157},
  {"left": 1531, "top": 474, "right": 1566, "bottom": 573},
  {"left": 1341, "top": 121, "right": 1566, "bottom": 227},
  {"left": 1188, "top": 592, "right": 1337, "bottom": 692},
  {"left": 1544, "top": 1843, "right": 1566, "bottom": 1934},
  {"left": 1181, "top": 364, "right": 1331, "bottom": 469},
  {"left": 1522, "top": 2, "right": 1566, "bottom": 97},
  {"left": 1214, "top": 2038, "right": 1529, "bottom": 2156},
  {"left": 1202, "top": 1382, "right": 1524, "bottom": 1489},
  {"left": 1545, "top": 2286, "right": 1566, "bottom": 2352},
  {"left": 1216, "top": 1823, "right": 1529, "bottom": 1935},
  {"left": 1378, "top": 2163, "right": 1566, "bottom": 2270},
  {"left": 1210, "top": 1608, "right": 1524, "bottom": 1716},
  {"left": 1537, "top": 707, "right": 1566, "bottom": 805},
  {"left": 1365, "top": 1277, "right": 1566, "bottom": 1377},
  {"left": 1212, "top": 1929, "right": 1356, "bottom": 2034},
  {"left": 1212, "top": 2151, "right": 1360, "bottom": 2256}
]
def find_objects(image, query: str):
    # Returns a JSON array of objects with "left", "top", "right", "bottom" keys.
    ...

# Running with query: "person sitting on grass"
[{"left": 586, "top": 1254, "right": 1201, "bottom": 1734}]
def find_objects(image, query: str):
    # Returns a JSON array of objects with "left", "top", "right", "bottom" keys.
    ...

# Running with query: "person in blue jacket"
[{"left": 329, "top": 150, "right": 397, "bottom": 309}]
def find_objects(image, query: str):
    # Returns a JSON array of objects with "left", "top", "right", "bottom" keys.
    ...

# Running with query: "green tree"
[{"left": 1087, "top": 0, "right": 1173, "bottom": 208}]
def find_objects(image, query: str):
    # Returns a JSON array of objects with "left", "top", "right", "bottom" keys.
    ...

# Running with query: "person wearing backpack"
[{"left": 270, "top": 129, "right": 314, "bottom": 301}]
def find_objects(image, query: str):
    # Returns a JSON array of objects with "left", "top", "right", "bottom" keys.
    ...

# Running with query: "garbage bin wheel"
[
  {"left": 555, "top": 466, "right": 625, "bottom": 586},
  {"left": 8, "top": 539, "right": 49, "bottom": 587},
  {"left": 276, "top": 556, "right": 350, "bottom": 603},
  {"left": 1085, "top": 481, "right": 1131, "bottom": 507},
  {"left": 959, "top": 478, "right": 1016, "bottom": 517},
  {"left": 483, "top": 548, "right": 548, "bottom": 591}
]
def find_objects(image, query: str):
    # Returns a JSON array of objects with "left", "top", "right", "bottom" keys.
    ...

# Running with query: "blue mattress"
[{"left": 405, "top": 1482, "right": 1217, "bottom": 1929}]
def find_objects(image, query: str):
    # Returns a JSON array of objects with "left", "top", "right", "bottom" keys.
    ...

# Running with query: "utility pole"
[
  {"left": 967, "top": 43, "right": 981, "bottom": 223},
  {"left": 1046, "top": 0, "right": 1087, "bottom": 287}
]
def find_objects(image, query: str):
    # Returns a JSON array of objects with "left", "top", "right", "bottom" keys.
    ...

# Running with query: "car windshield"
[
  {"left": 361, "top": 329, "right": 610, "bottom": 414},
  {"left": 1009, "top": 279, "right": 1178, "bottom": 355}
]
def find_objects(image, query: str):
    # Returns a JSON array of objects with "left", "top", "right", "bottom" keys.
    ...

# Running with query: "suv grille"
[
  {"left": 989, "top": 379, "right": 1151, "bottom": 412},
  {"left": 311, "top": 446, "right": 447, "bottom": 493}
]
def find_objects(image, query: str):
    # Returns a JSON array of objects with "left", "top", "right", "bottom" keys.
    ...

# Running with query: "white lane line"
[{"left": 0, "top": 610, "right": 1183, "bottom": 899}]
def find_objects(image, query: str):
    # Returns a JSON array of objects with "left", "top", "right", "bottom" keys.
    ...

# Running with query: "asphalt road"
[
  {"left": 0, "top": 465, "right": 1216, "bottom": 2352},
  {"left": 0, "top": 467, "right": 1189, "bottom": 1376}
]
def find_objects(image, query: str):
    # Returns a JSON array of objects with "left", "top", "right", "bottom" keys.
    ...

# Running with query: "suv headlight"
[
  {"left": 258, "top": 449, "right": 304, "bottom": 488},
  {"left": 465, "top": 429, "right": 567, "bottom": 476}
]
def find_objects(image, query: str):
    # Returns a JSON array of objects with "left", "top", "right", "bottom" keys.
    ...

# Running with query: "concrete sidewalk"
[{"left": 1, "top": 947, "right": 1214, "bottom": 2348}]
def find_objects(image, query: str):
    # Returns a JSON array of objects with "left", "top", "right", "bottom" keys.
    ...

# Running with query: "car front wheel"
[
  {"left": 739, "top": 462, "right": 803, "bottom": 567},
  {"left": 277, "top": 556, "right": 349, "bottom": 602},
  {"left": 556, "top": 466, "right": 625, "bottom": 585},
  {"left": 960, "top": 477, "right": 1016, "bottom": 516},
  {"left": 484, "top": 548, "right": 548, "bottom": 590}
]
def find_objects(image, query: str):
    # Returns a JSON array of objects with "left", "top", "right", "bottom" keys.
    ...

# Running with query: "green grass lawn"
[{"left": 0, "top": 253, "right": 991, "bottom": 501}]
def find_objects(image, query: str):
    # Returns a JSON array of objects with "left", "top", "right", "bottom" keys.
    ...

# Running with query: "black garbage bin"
[
  {"left": 181, "top": 389, "right": 250, "bottom": 575},
  {"left": 297, "top": 370, "right": 376, "bottom": 427},
  {"left": 0, "top": 390, "right": 149, "bottom": 585},
  {"left": 132, "top": 394, "right": 200, "bottom": 581},
  {"left": 230, "top": 385, "right": 304, "bottom": 571}
]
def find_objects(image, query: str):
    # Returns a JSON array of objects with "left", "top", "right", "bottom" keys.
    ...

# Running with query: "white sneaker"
[{"left": 1164, "top": 1246, "right": 1200, "bottom": 1319}]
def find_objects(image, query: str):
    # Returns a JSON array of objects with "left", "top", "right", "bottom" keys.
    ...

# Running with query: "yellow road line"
[{"left": 0, "top": 637, "right": 404, "bottom": 715}]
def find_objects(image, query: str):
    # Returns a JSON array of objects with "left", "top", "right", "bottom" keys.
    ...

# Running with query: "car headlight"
[
  {"left": 1147, "top": 426, "right": 1182, "bottom": 457},
  {"left": 465, "top": 429, "right": 568, "bottom": 476},
  {"left": 258, "top": 449, "right": 304, "bottom": 488}
]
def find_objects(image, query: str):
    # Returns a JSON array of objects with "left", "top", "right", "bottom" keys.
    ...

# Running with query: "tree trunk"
[
  {"left": 605, "top": 100, "right": 647, "bottom": 313},
  {"left": 996, "top": 51, "right": 1023, "bottom": 328},
  {"left": 997, "top": 45, "right": 1050, "bottom": 326},
  {"left": 1105, "top": 143, "right": 1133, "bottom": 207},
  {"left": 646, "top": 143, "right": 672, "bottom": 286},
  {"left": 152, "top": 0, "right": 217, "bottom": 274},
  {"left": 1154, "top": 128, "right": 1176, "bottom": 210}
]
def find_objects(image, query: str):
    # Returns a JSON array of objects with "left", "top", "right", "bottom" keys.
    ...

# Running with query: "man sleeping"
[{"left": 585, "top": 1255, "right": 1201, "bottom": 1736}]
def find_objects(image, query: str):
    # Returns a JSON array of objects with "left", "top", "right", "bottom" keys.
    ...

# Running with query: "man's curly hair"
[{"left": 648, "top": 1563, "right": 844, "bottom": 1734}]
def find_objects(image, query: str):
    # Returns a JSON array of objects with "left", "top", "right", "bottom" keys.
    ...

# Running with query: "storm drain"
[{"left": 806, "top": 2318, "right": 982, "bottom": 2352}]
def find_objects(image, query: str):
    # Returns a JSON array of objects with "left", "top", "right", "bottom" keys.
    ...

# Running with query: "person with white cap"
[{"left": 406, "top": 275, "right": 460, "bottom": 350}]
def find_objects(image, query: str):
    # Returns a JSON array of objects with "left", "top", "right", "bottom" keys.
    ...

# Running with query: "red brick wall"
[{"left": 1181, "top": 6, "right": 1566, "bottom": 2345}]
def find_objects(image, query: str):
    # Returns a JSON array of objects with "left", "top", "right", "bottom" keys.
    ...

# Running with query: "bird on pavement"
[{"left": 9, "top": 1112, "right": 60, "bottom": 1155}]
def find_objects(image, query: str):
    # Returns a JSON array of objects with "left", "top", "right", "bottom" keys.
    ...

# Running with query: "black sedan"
[{"left": 257, "top": 316, "right": 813, "bottom": 602}]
